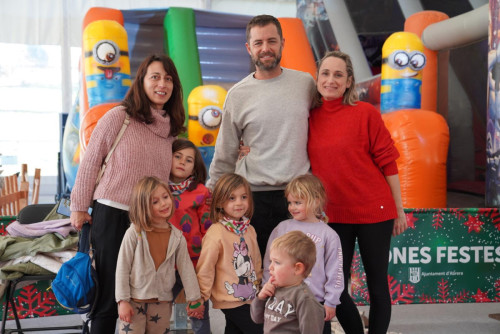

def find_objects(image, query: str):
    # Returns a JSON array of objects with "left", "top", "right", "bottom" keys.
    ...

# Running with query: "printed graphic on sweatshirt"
[
  {"left": 264, "top": 296, "right": 295, "bottom": 323},
  {"left": 224, "top": 239, "right": 257, "bottom": 301},
  {"left": 305, "top": 232, "right": 322, "bottom": 244}
]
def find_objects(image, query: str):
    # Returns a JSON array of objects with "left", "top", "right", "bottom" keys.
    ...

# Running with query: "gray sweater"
[
  {"left": 251, "top": 282, "right": 325, "bottom": 334},
  {"left": 207, "top": 68, "right": 316, "bottom": 191}
]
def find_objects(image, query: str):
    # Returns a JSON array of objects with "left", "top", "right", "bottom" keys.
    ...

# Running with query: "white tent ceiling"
[{"left": 0, "top": 0, "right": 296, "bottom": 47}]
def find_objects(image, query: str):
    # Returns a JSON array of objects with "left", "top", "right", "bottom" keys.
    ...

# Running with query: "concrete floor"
[
  {"left": 3, "top": 192, "right": 497, "bottom": 333},
  {"left": 2, "top": 302, "right": 499, "bottom": 333}
]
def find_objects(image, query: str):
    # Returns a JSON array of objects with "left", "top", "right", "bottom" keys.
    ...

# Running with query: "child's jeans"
[{"left": 172, "top": 271, "right": 211, "bottom": 334}]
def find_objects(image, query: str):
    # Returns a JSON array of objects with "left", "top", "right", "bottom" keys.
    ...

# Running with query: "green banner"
[{"left": 351, "top": 208, "right": 500, "bottom": 304}]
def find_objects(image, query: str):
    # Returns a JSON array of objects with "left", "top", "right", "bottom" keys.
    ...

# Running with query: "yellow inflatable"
[
  {"left": 80, "top": 9, "right": 131, "bottom": 152},
  {"left": 187, "top": 85, "right": 226, "bottom": 146},
  {"left": 381, "top": 32, "right": 426, "bottom": 112},
  {"left": 187, "top": 85, "right": 227, "bottom": 168}
]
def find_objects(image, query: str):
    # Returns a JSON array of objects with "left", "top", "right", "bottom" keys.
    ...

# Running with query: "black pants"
[
  {"left": 251, "top": 190, "right": 289, "bottom": 256},
  {"left": 221, "top": 304, "right": 263, "bottom": 334},
  {"left": 90, "top": 202, "right": 130, "bottom": 334},
  {"left": 330, "top": 220, "right": 394, "bottom": 334}
]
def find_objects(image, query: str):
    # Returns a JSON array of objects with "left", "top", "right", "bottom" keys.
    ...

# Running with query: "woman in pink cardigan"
[{"left": 70, "top": 54, "right": 185, "bottom": 334}]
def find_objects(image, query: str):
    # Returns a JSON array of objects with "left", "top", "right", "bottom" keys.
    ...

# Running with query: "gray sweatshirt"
[
  {"left": 207, "top": 68, "right": 315, "bottom": 191},
  {"left": 251, "top": 282, "right": 325, "bottom": 334}
]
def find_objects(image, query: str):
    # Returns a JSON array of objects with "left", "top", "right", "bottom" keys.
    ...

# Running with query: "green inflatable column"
[{"left": 164, "top": 7, "right": 203, "bottom": 130}]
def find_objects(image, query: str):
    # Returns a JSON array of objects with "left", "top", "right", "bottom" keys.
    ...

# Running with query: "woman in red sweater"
[{"left": 308, "top": 51, "right": 407, "bottom": 334}]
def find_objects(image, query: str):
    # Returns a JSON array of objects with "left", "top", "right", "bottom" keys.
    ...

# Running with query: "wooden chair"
[
  {"left": 31, "top": 168, "right": 41, "bottom": 205},
  {"left": 0, "top": 164, "right": 41, "bottom": 216}
]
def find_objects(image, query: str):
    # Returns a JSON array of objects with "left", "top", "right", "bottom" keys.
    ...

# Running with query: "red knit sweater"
[
  {"left": 308, "top": 98, "right": 400, "bottom": 224},
  {"left": 170, "top": 183, "right": 212, "bottom": 267}
]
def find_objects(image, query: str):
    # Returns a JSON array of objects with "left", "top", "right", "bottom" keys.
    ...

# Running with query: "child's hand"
[
  {"left": 188, "top": 306, "right": 205, "bottom": 319},
  {"left": 324, "top": 305, "right": 336, "bottom": 321},
  {"left": 238, "top": 140, "right": 250, "bottom": 160},
  {"left": 257, "top": 280, "right": 275, "bottom": 300},
  {"left": 118, "top": 300, "right": 134, "bottom": 323},
  {"left": 187, "top": 299, "right": 205, "bottom": 319}
]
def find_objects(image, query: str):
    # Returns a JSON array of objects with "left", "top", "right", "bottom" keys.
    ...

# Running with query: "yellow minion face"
[
  {"left": 382, "top": 32, "right": 426, "bottom": 81},
  {"left": 83, "top": 20, "right": 130, "bottom": 77},
  {"left": 83, "top": 20, "right": 131, "bottom": 107},
  {"left": 187, "top": 85, "right": 227, "bottom": 147}
]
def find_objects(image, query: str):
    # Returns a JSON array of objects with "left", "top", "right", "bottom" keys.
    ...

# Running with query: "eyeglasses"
[{"left": 382, "top": 50, "right": 426, "bottom": 71}]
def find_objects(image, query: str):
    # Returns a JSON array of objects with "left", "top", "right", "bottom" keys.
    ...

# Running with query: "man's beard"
[{"left": 253, "top": 51, "right": 282, "bottom": 71}]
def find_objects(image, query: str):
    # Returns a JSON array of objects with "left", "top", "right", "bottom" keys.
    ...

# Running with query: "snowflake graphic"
[
  {"left": 8, "top": 285, "right": 57, "bottom": 319},
  {"left": 420, "top": 279, "right": 472, "bottom": 304},
  {"left": 449, "top": 208, "right": 466, "bottom": 220},
  {"left": 480, "top": 208, "right": 500, "bottom": 232},
  {"left": 463, "top": 214, "right": 484, "bottom": 233},
  {"left": 388, "top": 275, "right": 415, "bottom": 304},
  {"left": 432, "top": 210, "right": 445, "bottom": 229},
  {"left": 471, "top": 288, "right": 493, "bottom": 303},
  {"left": 495, "top": 279, "right": 500, "bottom": 302},
  {"left": 406, "top": 212, "right": 418, "bottom": 229}
]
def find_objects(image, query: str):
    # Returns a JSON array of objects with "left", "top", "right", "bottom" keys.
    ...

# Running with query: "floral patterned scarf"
[
  {"left": 220, "top": 216, "right": 250, "bottom": 236},
  {"left": 169, "top": 176, "right": 194, "bottom": 195}
]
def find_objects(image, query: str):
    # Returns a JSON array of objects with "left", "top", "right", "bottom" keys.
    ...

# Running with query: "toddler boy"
[{"left": 250, "top": 231, "right": 325, "bottom": 333}]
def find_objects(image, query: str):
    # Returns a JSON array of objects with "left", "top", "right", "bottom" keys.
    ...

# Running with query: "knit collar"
[
  {"left": 142, "top": 107, "right": 171, "bottom": 139},
  {"left": 220, "top": 216, "right": 250, "bottom": 236},
  {"left": 250, "top": 67, "right": 286, "bottom": 82},
  {"left": 169, "top": 176, "right": 194, "bottom": 195},
  {"left": 321, "top": 97, "right": 344, "bottom": 112}
]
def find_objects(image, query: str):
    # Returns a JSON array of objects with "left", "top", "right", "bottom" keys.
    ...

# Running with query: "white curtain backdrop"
[
  {"left": 0, "top": 0, "right": 295, "bottom": 203},
  {"left": 0, "top": 0, "right": 295, "bottom": 47}
]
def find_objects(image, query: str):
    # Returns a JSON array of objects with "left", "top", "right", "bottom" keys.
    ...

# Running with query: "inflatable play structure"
[
  {"left": 61, "top": 2, "right": 492, "bottom": 209},
  {"left": 2, "top": 1, "right": 495, "bottom": 324},
  {"left": 61, "top": 7, "right": 316, "bottom": 192}
]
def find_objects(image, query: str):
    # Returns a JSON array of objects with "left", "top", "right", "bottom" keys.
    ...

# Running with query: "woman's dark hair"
[
  {"left": 172, "top": 138, "right": 207, "bottom": 191},
  {"left": 122, "top": 54, "right": 186, "bottom": 137}
]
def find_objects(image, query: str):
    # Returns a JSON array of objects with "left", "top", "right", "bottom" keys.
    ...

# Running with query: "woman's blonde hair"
[
  {"left": 210, "top": 173, "right": 254, "bottom": 223},
  {"left": 285, "top": 174, "right": 327, "bottom": 222},
  {"left": 129, "top": 176, "right": 174, "bottom": 232},
  {"left": 271, "top": 230, "right": 316, "bottom": 278},
  {"left": 314, "top": 50, "right": 358, "bottom": 107}
]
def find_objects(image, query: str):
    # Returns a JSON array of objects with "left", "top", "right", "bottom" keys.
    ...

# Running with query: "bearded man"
[{"left": 206, "top": 15, "right": 316, "bottom": 256}]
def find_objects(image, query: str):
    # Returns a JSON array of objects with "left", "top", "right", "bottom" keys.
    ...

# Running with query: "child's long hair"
[
  {"left": 129, "top": 176, "right": 175, "bottom": 232},
  {"left": 285, "top": 174, "right": 328, "bottom": 222},
  {"left": 172, "top": 139, "right": 207, "bottom": 191},
  {"left": 210, "top": 173, "right": 254, "bottom": 223}
]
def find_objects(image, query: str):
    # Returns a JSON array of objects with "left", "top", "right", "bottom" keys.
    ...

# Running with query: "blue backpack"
[{"left": 52, "top": 223, "right": 98, "bottom": 315}]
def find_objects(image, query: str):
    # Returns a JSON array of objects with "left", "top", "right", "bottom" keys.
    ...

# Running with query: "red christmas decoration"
[
  {"left": 463, "top": 214, "right": 485, "bottom": 233},
  {"left": 405, "top": 212, "right": 418, "bottom": 229},
  {"left": 471, "top": 288, "right": 493, "bottom": 303}
]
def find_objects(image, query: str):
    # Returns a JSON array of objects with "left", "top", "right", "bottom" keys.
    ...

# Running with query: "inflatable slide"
[{"left": 62, "top": 7, "right": 316, "bottom": 192}]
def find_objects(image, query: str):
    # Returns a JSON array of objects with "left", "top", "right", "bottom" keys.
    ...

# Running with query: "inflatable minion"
[
  {"left": 381, "top": 32, "right": 426, "bottom": 113},
  {"left": 83, "top": 20, "right": 131, "bottom": 108},
  {"left": 187, "top": 85, "right": 227, "bottom": 169}
]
